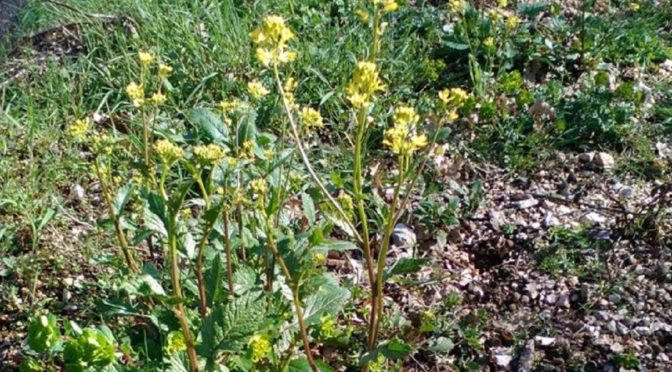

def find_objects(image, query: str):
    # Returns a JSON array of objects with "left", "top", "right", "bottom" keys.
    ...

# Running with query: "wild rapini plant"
[{"left": 46, "top": 2, "right": 470, "bottom": 371}]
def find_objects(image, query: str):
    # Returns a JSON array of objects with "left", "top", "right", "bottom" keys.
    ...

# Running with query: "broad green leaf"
[
  {"left": 302, "top": 193, "right": 316, "bottom": 226},
  {"left": 288, "top": 357, "right": 334, "bottom": 372},
  {"left": 233, "top": 265, "right": 258, "bottom": 295},
  {"left": 189, "top": 108, "right": 229, "bottom": 144},
  {"left": 205, "top": 254, "right": 223, "bottom": 306},
  {"left": 360, "top": 338, "right": 414, "bottom": 366},
  {"left": 302, "top": 279, "right": 350, "bottom": 326},
  {"left": 112, "top": 184, "right": 134, "bottom": 216},
  {"left": 199, "top": 292, "right": 269, "bottom": 361},
  {"left": 383, "top": 258, "right": 431, "bottom": 281},
  {"left": 443, "top": 41, "right": 469, "bottom": 50},
  {"left": 314, "top": 239, "right": 358, "bottom": 252},
  {"left": 136, "top": 274, "right": 166, "bottom": 296},
  {"left": 426, "top": 337, "right": 454, "bottom": 354},
  {"left": 27, "top": 314, "right": 59, "bottom": 353}
]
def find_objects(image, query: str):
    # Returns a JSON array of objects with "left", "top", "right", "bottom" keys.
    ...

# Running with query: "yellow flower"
[
  {"left": 383, "top": 105, "right": 427, "bottom": 156},
  {"left": 138, "top": 51, "right": 155, "bottom": 65},
  {"left": 448, "top": 0, "right": 466, "bottom": 13},
  {"left": 193, "top": 144, "right": 228, "bottom": 165},
  {"left": 165, "top": 332, "right": 186, "bottom": 355},
  {"left": 338, "top": 192, "right": 355, "bottom": 219},
  {"left": 346, "top": 61, "right": 386, "bottom": 108},
  {"left": 67, "top": 118, "right": 91, "bottom": 141},
  {"left": 483, "top": 37, "right": 495, "bottom": 48},
  {"left": 393, "top": 105, "right": 420, "bottom": 127},
  {"left": 125, "top": 82, "right": 145, "bottom": 107},
  {"left": 250, "top": 15, "right": 296, "bottom": 67},
  {"left": 250, "top": 178, "right": 268, "bottom": 195},
  {"left": 300, "top": 107, "right": 324, "bottom": 129},
  {"left": 154, "top": 139, "right": 183, "bottom": 165},
  {"left": 488, "top": 10, "right": 503, "bottom": 22},
  {"left": 151, "top": 93, "right": 167, "bottom": 105},
  {"left": 319, "top": 315, "right": 336, "bottom": 337},
  {"left": 355, "top": 8, "right": 370, "bottom": 23},
  {"left": 248, "top": 334, "right": 271, "bottom": 363},
  {"left": 629, "top": 2, "right": 640, "bottom": 11},
  {"left": 506, "top": 15, "right": 520, "bottom": 30},
  {"left": 247, "top": 80, "right": 270, "bottom": 98},
  {"left": 93, "top": 134, "right": 115, "bottom": 155},
  {"left": 158, "top": 64, "right": 173, "bottom": 76},
  {"left": 497, "top": 0, "right": 508, "bottom": 7},
  {"left": 372, "top": 0, "right": 398, "bottom": 12},
  {"left": 263, "top": 149, "right": 275, "bottom": 159},
  {"left": 438, "top": 88, "right": 469, "bottom": 110},
  {"left": 219, "top": 99, "right": 249, "bottom": 113},
  {"left": 241, "top": 140, "right": 255, "bottom": 159},
  {"left": 284, "top": 77, "right": 297, "bottom": 92},
  {"left": 313, "top": 252, "right": 327, "bottom": 266}
]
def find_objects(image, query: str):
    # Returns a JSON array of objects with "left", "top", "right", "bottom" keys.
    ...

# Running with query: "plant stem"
[
  {"left": 223, "top": 207, "right": 235, "bottom": 295},
  {"left": 271, "top": 65, "right": 363, "bottom": 245},
  {"left": 353, "top": 109, "right": 377, "bottom": 348},
  {"left": 94, "top": 159, "right": 139, "bottom": 273},
  {"left": 265, "top": 227, "right": 317, "bottom": 372},
  {"left": 168, "top": 229, "right": 199, "bottom": 372},
  {"left": 369, "top": 154, "right": 406, "bottom": 349}
]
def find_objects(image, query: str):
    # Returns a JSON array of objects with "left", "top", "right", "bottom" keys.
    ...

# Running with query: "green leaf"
[
  {"left": 189, "top": 108, "right": 229, "bottom": 144},
  {"left": 63, "top": 328, "right": 116, "bottom": 370},
  {"left": 302, "top": 278, "right": 350, "bottom": 326},
  {"left": 37, "top": 208, "right": 56, "bottom": 231},
  {"left": 443, "top": 41, "right": 469, "bottom": 50},
  {"left": 233, "top": 265, "right": 258, "bottom": 295},
  {"left": 205, "top": 254, "right": 223, "bottom": 306},
  {"left": 314, "top": 239, "right": 358, "bottom": 252},
  {"left": 136, "top": 274, "right": 166, "bottom": 296},
  {"left": 301, "top": 193, "right": 316, "bottom": 226},
  {"left": 288, "top": 357, "right": 334, "bottom": 372},
  {"left": 236, "top": 111, "right": 257, "bottom": 148},
  {"left": 360, "top": 338, "right": 414, "bottom": 366},
  {"left": 383, "top": 258, "right": 431, "bottom": 281},
  {"left": 112, "top": 184, "right": 134, "bottom": 216},
  {"left": 27, "top": 314, "right": 60, "bottom": 353},
  {"left": 426, "top": 337, "right": 454, "bottom": 354},
  {"left": 518, "top": 2, "right": 549, "bottom": 17},
  {"left": 199, "top": 292, "right": 269, "bottom": 361}
]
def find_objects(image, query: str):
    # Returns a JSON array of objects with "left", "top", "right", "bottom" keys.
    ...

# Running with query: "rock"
[
  {"left": 618, "top": 186, "right": 634, "bottom": 199},
  {"left": 656, "top": 142, "right": 672, "bottom": 158},
  {"left": 492, "top": 347, "right": 513, "bottom": 368},
  {"left": 579, "top": 152, "right": 595, "bottom": 163},
  {"left": 534, "top": 336, "right": 555, "bottom": 347},
  {"left": 581, "top": 212, "right": 607, "bottom": 225},
  {"left": 392, "top": 223, "right": 416, "bottom": 247},
  {"left": 593, "top": 152, "right": 615, "bottom": 169},
  {"left": 526, "top": 283, "right": 539, "bottom": 299},
  {"left": 608, "top": 293, "right": 621, "bottom": 303},
  {"left": 513, "top": 198, "right": 539, "bottom": 209},
  {"left": 544, "top": 213, "right": 560, "bottom": 227},
  {"left": 556, "top": 293, "right": 570, "bottom": 308}
]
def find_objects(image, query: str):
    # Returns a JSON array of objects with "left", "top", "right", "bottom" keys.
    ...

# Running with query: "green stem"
[{"left": 94, "top": 159, "right": 139, "bottom": 273}]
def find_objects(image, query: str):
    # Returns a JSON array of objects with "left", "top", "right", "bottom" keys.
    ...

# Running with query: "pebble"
[
  {"left": 513, "top": 198, "right": 539, "bottom": 209},
  {"left": 392, "top": 223, "right": 416, "bottom": 247},
  {"left": 581, "top": 212, "right": 607, "bottom": 225},
  {"left": 593, "top": 152, "right": 615, "bottom": 169},
  {"left": 608, "top": 293, "right": 621, "bottom": 303}
]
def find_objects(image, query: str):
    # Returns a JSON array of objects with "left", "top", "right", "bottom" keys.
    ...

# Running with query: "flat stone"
[{"left": 593, "top": 152, "right": 615, "bottom": 169}]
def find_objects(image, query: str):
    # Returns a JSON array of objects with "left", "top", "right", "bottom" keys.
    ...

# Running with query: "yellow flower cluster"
[
  {"left": 319, "top": 314, "right": 337, "bottom": 337},
  {"left": 68, "top": 118, "right": 91, "bottom": 141},
  {"left": 483, "top": 37, "right": 495, "bottom": 48},
  {"left": 151, "top": 93, "right": 167, "bottom": 105},
  {"left": 219, "top": 99, "right": 250, "bottom": 113},
  {"left": 93, "top": 134, "right": 115, "bottom": 155},
  {"left": 300, "top": 107, "right": 324, "bottom": 129},
  {"left": 251, "top": 15, "right": 297, "bottom": 67},
  {"left": 355, "top": 8, "right": 370, "bottom": 23},
  {"left": 448, "top": 0, "right": 466, "bottom": 13},
  {"left": 241, "top": 140, "right": 255, "bottom": 159},
  {"left": 438, "top": 88, "right": 469, "bottom": 121},
  {"left": 247, "top": 80, "right": 270, "bottom": 99},
  {"left": 158, "top": 63, "right": 173, "bottom": 76},
  {"left": 498, "top": 0, "right": 508, "bottom": 7},
  {"left": 164, "top": 331, "right": 186, "bottom": 355},
  {"left": 194, "top": 144, "right": 227, "bottom": 165},
  {"left": 346, "top": 61, "right": 386, "bottom": 108},
  {"left": 154, "top": 139, "right": 183, "bottom": 165},
  {"left": 383, "top": 105, "right": 427, "bottom": 156},
  {"left": 506, "top": 15, "right": 520, "bottom": 30},
  {"left": 250, "top": 178, "right": 268, "bottom": 195},
  {"left": 371, "top": 0, "right": 398, "bottom": 12},
  {"left": 138, "top": 51, "right": 155, "bottom": 66},
  {"left": 248, "top": 334, "right": 271, "bottom": 363},
  {"left": 126, "top": 82, "right": 145, "bottom": 108}
]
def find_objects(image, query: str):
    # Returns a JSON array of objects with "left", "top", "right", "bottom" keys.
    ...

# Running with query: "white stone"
[
  {"left": 581, "top": 212, "right": 607, "bottom": 225},
  {"left": 593, "top": 152, "right": 615, "bottom": 169}
]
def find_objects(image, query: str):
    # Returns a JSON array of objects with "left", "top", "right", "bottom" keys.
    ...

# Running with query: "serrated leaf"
[
  {"left": 233, "top": 266, "right": 258, "bottom": 295},
  {"left": 199, "top": 292, "right": 269, "bottom": 361},
  {"left": 383, "top": 258, "right": 431, "bottom": 281},
  {"left": 189, "top": 108, "right": 229, "bottom": 144},
  {"left": 302, "top": 280, "right": 350, "bottom": 326}
]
